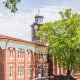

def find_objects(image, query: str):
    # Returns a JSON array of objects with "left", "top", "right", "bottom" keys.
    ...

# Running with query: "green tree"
[
  {"left": 3, "top": 0, "right": 21, "bottom": 13},
  {"left": 37, "top": 9, "right": 80, "bottom": 80}
]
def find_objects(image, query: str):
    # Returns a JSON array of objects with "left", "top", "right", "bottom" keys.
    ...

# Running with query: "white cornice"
[{"left": 0, "top": 39, "right": 48, "bottom": 53}]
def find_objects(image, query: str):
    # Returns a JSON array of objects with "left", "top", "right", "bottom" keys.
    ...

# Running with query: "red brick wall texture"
[
  {"left": 0, "top": 47, "right": 80, "bottom": 80},
  {"left": 0, "top": 47, "right": 49, "bottom": 80}
]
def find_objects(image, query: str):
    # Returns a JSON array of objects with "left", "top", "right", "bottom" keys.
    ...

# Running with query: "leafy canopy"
[
  {"left": 3, "top": 0, "right": 21, "bottom": 13},
  {"left": 37, "top": 9, "right": 80, "bottom": 72}
]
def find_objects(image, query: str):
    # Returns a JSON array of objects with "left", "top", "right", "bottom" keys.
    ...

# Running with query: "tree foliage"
[
  {"left": 37, "top": 9, "right": 80, "bottom": 79},
  {"left": 3, "top": 0, "right": 21, "bottom": 13}
]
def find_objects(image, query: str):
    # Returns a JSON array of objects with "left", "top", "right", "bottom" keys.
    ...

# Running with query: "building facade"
[
  {"left": 0, "top": 35, "right": 49, "bottom": 80},
  {"left": 0, "top": 10, "right": 80, "bottom": 80}
]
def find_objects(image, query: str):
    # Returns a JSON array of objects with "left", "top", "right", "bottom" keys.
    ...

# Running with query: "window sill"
[
  {"left": 22, "top": 58, "right": 24, "bottom": 60},
  {"left": 21, "top": 76, "right": 24, "bottom": 78},
  {"left": 18, "top": 76, "right": 20, "bottom": 78},
  {"left": 18, "top": 58, "right": 20, "bottom": 60},
  {"left": 10, "top": 58, "right": 13, "bottom": 60},
  {"left": 10, "top": 77, "right": 13, "bottom": 79},
  {"left": 28, "top": 75, "right": 31, "bottom": 77},
  {"left": 28, "top": 59, "right": 30, "bottom": 60}
]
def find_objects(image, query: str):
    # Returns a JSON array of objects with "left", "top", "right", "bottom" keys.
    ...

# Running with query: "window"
[
  {"left": 37, "top": 53, "right": 39, "bottom": 60},
  {"left": 18, "top": 51, "right": 20, "bottom": 59},
  {"left": 21, "top": 66, "right": 24, "bottom": 78},
  {"left": 46, "top": 55, "right": 47, "bottom": 61},
  {"left": 44, "top": 64, "right": 48, "bottom": 75},
  {"left": 21, "top": 51, "right": 24, "bottom": 60},
  {"left": 28, "top": 65, "right": 31, "bottom": 77},
  {"left": 37, "top": 53, "right": 41, "bottom": 60},
  {"left": 10, "top": 64, "right": 13, "bottom": 79},
  {"left": 38, "top": 66, "right": 41, "bottom": 78},
  {"left": 18, "top": 65, "right": 20, "bottom": 78},
  {"left": 28, "top": 50, "right": 30, "bottom": 60},
  {"left": 10, "top": 49, "right": 13, "bottom": 59},
  {"left": 40, "top": 53, "right": 41, "bottom": 60},
  {"left": 44, "top": 54, "right": 47, "bottom": 61},
  {"left": 35, "top": 18, "right": 38, "bottom": 23}
]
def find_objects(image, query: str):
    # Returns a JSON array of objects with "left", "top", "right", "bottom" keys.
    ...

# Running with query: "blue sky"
[{"left": 0, "top": 0, "right": 80, "bottom": 41}]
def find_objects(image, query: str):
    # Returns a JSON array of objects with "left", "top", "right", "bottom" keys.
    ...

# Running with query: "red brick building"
[
  {"left": 0, "top": 35, "right": 49, "bottom": 80},
  {"left": 0, "top": 10, "right": 80, "bottom": 80}
]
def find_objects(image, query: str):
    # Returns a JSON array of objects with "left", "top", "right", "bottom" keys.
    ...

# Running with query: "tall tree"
[
  {"left": 3, "top": 0, "right": 21, "bottom": 13},
  {"left": 37, "top": 9, "right": 80, "bottom": 80}
]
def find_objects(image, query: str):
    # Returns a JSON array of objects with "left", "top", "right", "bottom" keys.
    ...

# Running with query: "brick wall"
[{"left": 3, "top": 48, "right": 49, "bottom": 80}]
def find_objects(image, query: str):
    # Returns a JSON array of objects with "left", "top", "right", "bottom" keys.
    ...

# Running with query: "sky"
[{"left": 0, "top": 0, "right": 80, "bottom": 41}]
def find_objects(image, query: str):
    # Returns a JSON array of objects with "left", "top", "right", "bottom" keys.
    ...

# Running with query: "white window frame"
[
  {"left": 18, "top": 64, "right": 20, "bottom": 78},
  {"left": 10, "top": 64, "right": 13, "bottom": 79},
  {"left": 18, "top": 50, "right": 20, "bottom": 60},
  {"left": 10, "top": 49, "right": 13, "bottom": 59},
  {"left": 28, "top": 65, "right": 31, "bottom": 77},
  {"left": 21, "top": 65, "right": 24, "bottom": 78},
  {"left": 44, "top": 64, "right": 48, "bottom": 75},
  {"left": 28, "top": 50, "right": 30, "bottom": 60},
  {"left": 38, "top": 66, "right": 42, "bottom": 78}
]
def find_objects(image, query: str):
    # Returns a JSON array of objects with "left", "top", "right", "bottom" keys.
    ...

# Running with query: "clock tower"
[{"left": 31, "top": 9, "right": 44, "bottom": 42}]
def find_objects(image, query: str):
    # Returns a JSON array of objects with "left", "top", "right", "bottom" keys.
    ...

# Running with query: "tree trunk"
[{"left": 66, "top": 69, "right": 71, "bottom": 80}]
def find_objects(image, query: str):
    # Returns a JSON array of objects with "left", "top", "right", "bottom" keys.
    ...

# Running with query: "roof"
[{"left": 0, "top": 34, "right": 48, "bottom": 47}]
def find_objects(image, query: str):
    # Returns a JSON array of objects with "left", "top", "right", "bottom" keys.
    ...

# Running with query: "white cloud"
[
  {"left": 32, "top": 6, "right": 70, "bottom": 23},
  {"left": 0, "top": 5, "right": 74, "bottom": 41}
]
